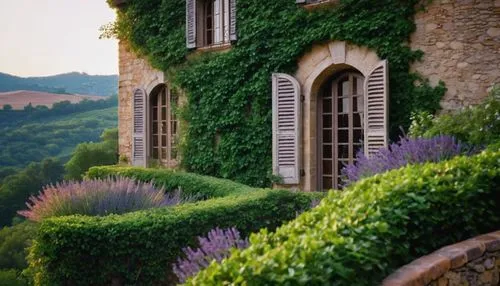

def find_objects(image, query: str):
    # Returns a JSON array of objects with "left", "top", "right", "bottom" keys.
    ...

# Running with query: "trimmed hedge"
[
  {"left": 86, "top": 166, "right": 255, "bottom": 199},
  {"left": 28, "top": 189, "right": 318, "bottom": 285},
  {"left": 187, "top": 149, "right": 500, "bottom": 285}
]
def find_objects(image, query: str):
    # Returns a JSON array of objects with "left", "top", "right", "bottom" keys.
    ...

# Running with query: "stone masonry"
[{"left": 410, "top": 0, "right": 500, "bottom": 110}]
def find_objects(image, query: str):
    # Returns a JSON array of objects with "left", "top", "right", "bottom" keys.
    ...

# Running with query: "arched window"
[
  {"left": 318, "top": 72, "right": 364, "bottom": 190},
  {"left": 150, "top": 86, "right": 178, "bottom": 166}
]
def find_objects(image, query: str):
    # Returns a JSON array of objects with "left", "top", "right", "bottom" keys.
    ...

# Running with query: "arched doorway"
[{"left": 318, "top": 70, "right": 364, "bottom": 190}]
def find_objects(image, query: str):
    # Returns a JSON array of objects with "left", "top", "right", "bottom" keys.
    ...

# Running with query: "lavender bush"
[
  {"left": 341, "top": 135, "right": 473, "bottom": 187},
  {"left": 18, "top": 177, "right": 183, "bottom": 222},
  {"left": 173, "top": 227, "right": 249, "bottom": 283}
]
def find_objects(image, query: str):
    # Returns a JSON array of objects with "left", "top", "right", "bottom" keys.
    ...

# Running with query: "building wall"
[
  {"left": 410, "top": 0, "right": 500, "bottom": 110},
  {"left": 117, "top": 41, "right": 165, "bottom": 163}
]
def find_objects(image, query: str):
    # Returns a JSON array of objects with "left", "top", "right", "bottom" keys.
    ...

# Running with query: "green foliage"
[
  {"left": 64, "top": 128, "right": 118, "bottom": 180},
  {"left": 187, "top": 149, "right": 500, "bottom": 285},
  {"left": 409, "top": 87, "right": 500, "bottom": 146},
  {"left": 0, "top": 159, "right": 64, "bottom": 227},
  {"left": 87, "top": 165, "right": 256, "bottom": 199},
  {"left": 28, "top": 188, "right": 318, "bottom": 285},
  {"left": 110, "top": 0, "right": 445, "bottom": 187},
  {"left": 0, "top": 222, "right": 37, "bottom": 270},
  {"left": 0, "top": 269, "right": 26, "bottom": 286},
  {"left": 0, "top": 107, "right": 117, "bottom": 169}
]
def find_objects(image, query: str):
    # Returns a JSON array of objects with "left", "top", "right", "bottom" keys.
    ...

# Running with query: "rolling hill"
[{"left": 0, "top": 90, "right": 104, "bottom": 110}]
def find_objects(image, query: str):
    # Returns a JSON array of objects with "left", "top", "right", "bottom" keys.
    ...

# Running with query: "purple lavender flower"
[
  {"left": 341, "top": 135, "right": 474, "bottom": 187},
  {"left": 18, "top": 177, "right": 183, "bottom": 221},
  {"left": 173, "top": 227, "right": 249, "bottom": 283}
]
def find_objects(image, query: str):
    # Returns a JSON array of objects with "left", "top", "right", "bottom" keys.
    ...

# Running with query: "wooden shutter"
[
  {"left": 272, "top": 73, "right": 301, "bottom": 185},
  {"left": 186, "top": 0, "right": 196, "bottom": 49},
  {"left": 364, "top": 60, "right": 389, "bottom": 157},
  {"left": 229, "top": 0, "right": 237, "bottom": 41},
  {"left": 132, "top": 88, "right": 147, "bottom": 167}
]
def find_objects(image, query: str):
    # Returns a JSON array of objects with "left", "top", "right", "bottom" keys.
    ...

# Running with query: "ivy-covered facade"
[{"left": 108, "top": 0, "right": 499, "bottom": 190}]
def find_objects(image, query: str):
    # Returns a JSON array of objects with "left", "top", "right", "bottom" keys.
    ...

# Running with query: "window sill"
[
  {"left": 196, "top": 43, "right": 232, "bottom": 52},
  {"left": 301, "top": 0, "right": 340, "bottom": 10}
]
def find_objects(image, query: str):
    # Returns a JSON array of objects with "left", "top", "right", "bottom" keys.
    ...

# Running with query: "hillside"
[
  {"left": 0, "top": 90, "right": 104, "bottom": 110},
  {"left": 0, "top": 107, "right": 117, "bottom": 168},
  {"left": 0, "top": 72, "right": 118, "bottom": 96}
]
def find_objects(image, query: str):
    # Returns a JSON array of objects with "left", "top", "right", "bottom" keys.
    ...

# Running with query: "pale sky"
[{"left": 0, "top": 0, "right": 118, "bottom": 77}]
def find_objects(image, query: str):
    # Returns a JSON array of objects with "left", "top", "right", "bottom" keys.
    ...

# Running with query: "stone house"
[{"left": 113, "top": 0, "right": 500, "bottom": 192}]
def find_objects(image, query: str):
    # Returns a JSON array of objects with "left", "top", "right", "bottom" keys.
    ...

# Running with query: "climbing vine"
[{"left": 107, "top": 0, "right": 445, "bottom": 187}]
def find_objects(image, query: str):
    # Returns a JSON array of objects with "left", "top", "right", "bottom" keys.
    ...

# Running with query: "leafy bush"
[
  {"left": 64, "top": 128, "right": 118, "bottom": 180},
  {"left": 186, "top": 149, "right": 500, "bottom": 285},
  {"left": 409, "top": 87, "right": 500, "bottom": 145},
  {"left": 86, "top": 166, "right": 256, "bottom": 199},
  {"left": 0, "top": 269, "right": 26, "bottom": 286},
  {"left": 28, "top": 189, "right": 319, "bottom": 285},
  {"left": 0, "top": 222, "right": 37, "bottom": 270},
  {"left": 341, "top": 135, "right": 472, "bottom": 186},
  {"left": 173, "top": 227, "right": 249, "bottom": 283},
  {"left": 18, "top": 177, "right": 183, "bottom": 222}
]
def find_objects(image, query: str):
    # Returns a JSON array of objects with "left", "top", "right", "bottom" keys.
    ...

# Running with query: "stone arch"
[{"left": 294, "top": 41, "right": 381, "bottom": 192}]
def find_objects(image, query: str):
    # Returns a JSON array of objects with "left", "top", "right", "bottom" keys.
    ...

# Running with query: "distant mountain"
[
  {"left": 0, "top": 90, "right": 105, "bottom": 110},
  {"left": 0, "top": 72, "right": 118, "bottom": 96}
]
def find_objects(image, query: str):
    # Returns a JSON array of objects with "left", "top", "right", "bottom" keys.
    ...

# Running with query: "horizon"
[
  {"left": 0, "top": 71, "right": 118, "bottom": 78},
  {"left": 0, "top": 0, "right": 118, "bottom": 78}
]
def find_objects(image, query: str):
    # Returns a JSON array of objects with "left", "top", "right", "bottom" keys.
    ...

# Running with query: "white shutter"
[
  {"left": 272, "top": 73, "right": 301, "bottom": 185},
  {"left": 186, "top": 0, "right": 196, "bottom": 49},
  {"left": 132, "top": 88, "right": 147, "bottom": 167},
  {"left": 364, "top": 60, "right": 389, "bottom": 157},
  {"left": 229, "top": 0, "right": 237, "bottom": 41}
]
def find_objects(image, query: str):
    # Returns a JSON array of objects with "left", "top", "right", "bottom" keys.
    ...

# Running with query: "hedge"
[
  {"left": 187, "top": 149, "right": 500, "bottom": 285},
  {"left": 28, "top": 189, "right": 318, "bottom": 285},
  {"left": 86, "top": 166, "right": 256, "bottom": 199}
]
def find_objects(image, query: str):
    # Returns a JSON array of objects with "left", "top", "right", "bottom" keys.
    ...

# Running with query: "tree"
[
  {"left": 64, "top": 128, "right": 118, "bottom": 180},
  {"left": 2, "top": 105, "right": 12, "bottom": 111}
]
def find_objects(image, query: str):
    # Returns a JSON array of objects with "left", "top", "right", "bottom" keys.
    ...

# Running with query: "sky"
[{"left": 0, "top": 0, "right": 118, "bottom": 77}]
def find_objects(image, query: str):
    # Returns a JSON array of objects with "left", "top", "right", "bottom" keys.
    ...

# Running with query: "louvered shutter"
[
  {"left": 364, "top": 60, "right": 389, "bottom": 157},
  {"left": 229, "top": 0, "right": 237, "bottom": 41},
  {"left": 272, "top": 73, "right": 301, "bottom": 185},
  {"left": 186, "top": 0, "right": 196, "bottom": 49},
  {"left": 132, "top": 88, "right": 147, "bottom": 167}
]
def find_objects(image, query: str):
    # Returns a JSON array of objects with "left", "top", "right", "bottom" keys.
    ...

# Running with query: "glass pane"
[
  {"left": 162, "top": 135, "right": 167, "bottom": 147},
  {"left": 171, "top": 121, "right": 177, "bottom": 135},
  {"left": 323, "top": 145, "right": 332, "bottom": 159},
  {"left": 353, "top": 97, "right": 358, "bottom": 112},
  {"left": 161, "top": 148, "right": 167, "bottom": 160},
  {"left": 353, "top": 77, "right": 357, "bottom": 95},
  {"left": 338, "top": 98, "right": 349, "bottom": 113},
  {"left": 152, "top": 122, "right": 158, "bottom": 135},
  {"left": 338, "top": 161, "right": 348, "bottom": 176},
  {"left": 161, "top": 107, "right": 167, "bottom": 120},
  {"left": 353, "top": 114, "right": 362, "bottom": 128},
  {"left": 338, "top": 114, "right": 348, "bottom": 128},
  {"left": 342, "top": 80, "right": 349, "bottom": 96},
  {"left": 323, "top": 160, "right": 332, "bottom": 175},
  {"left": 153, "top": 108, "right": 158, "bottom": 120},
  {"left": 323, "top": 177, "right": 332, "bottom": 190},
  {"left": 162, "top": 122, "right": 167, "bottom": 134},
  {"left": 338, "top": 129, "right": 348, "bottom": 143},
  {"left": 152, "top": 148, "right": 158, "bottom": 159},
  {"left": 354, "top": 129, "right": 363, "bottom": 144},
  {"left": 323, "top": 115, "right": 332, "bottom": 128},
  {"left": 357, "top": 96, "right": 364, "bottom": 113},
  {"left": 323, "top": 98, "right": 332, "bottom": 113},
  {"left": 161, "top": 92, "right": 166, "bottom": 105},
  {"left": 171, "top": 148, "right": 178, "bottom": 160},
  {"left": 323, "top": 130, "right": 332, "bottom": 143},
  {"left": 153, "top": 136, "right": 158, "bottom": 147},
  {"left": 354, "top": 144, "right": 363, "bottom": 157},
  {"left": 338, "top": 145, "right": 349, "bottom": 159},
  {"left": 357, "top": 76, "right": 364, "bottom": 96}
]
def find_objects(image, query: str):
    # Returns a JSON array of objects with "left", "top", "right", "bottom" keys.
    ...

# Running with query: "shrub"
[
  {"left": 0, "top": 269, "right": 26, "bottom": 286},
  {"left": 28, "top": 188, "right": 319, "bottom": 285},
  {"left": 86, "top": 166, "right": 256, "bottom": 199},
  {"left": 409, "top": 87, "right": 500, "bottom": 146},
  {"left": 341, "top": 135, "right": 471, "bottom": 186},
  {"left": 186, "top": 149, "right": 500, "bottom": 285},
  {"left": 18, "top": 177, "right": 183, "bottom": 222},
  {"left": 0, "top": 222, "right": 37, "bottom": 271},
  {"left": 173, "top": 227, "right": 249, "bottom": 283}
]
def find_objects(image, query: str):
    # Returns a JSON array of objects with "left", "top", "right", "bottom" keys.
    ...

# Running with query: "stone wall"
[
  {"left": 410, "top": 0, "right": 500, "bottom": 110},
  {"left": 117, "top": 40, "right": 165, "bottom": 162},
  {"left": 383, "top": 230, "right": 500, "bottom": 286}
]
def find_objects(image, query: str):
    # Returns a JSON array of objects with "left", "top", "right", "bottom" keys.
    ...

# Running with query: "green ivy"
[{"left": 109, "top": 0, "right": 445, "bottom": 187}]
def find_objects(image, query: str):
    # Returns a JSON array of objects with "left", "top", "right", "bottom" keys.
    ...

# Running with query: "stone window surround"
[{"left": 294, "top": 41, "right": 381, "bottom": 192}]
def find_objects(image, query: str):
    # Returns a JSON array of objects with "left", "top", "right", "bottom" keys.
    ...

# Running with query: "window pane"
[
  {"left": 323, "top": 129, "right": 332, "bottom": 143},
  {"left": 338, "top": 114, "right": 348, "bottom": 128},
  {"left": 323, "top": 115, "right": 332, "bottom": 128},
  {"left": 152, "top": 122, "right": 158, "bottom": 135},
  {"left": 171, "top": 148, "right": 178, "bottom": 160},
  {"left": 171, "top": 121, "right": 177, "bottom": 135},
  {"left": 323, "top": 98, "right": 332, "bottom": 113},
  {"left": 161, "top": 149, "right": 167, "bottom": 160},
  {"left": 323, "top": 160, "right": 332, "bottom": 175},
  {"left": 162, "top": 122, "right": 167, "bottom": 134},
  {"left": 338, "top": 129, "right": 348, "bottom": 143},
  {"left": 162, "top": 135, "right": 167, "bottom": 147},
  {"left": 342, "top": 80, "right": 349, "bottom": 96},
  {"left": 338, "top": 161, "right": 347, "bottom": 176},
  {"left": 161, "top": 92, "right": 166, "bottom": 105},
  {"left": 323, "top": 177, "right": 332, "bottom": 190},
  {"left": 357, "top": 76, "right": 364, "bottom": 96},
  {"left": 354, "top": 144, "right": 363, "bottom": 157},
  {"left": 338, "top": 144, "right": 349, "bottom": 159},
  {"left": 338, "top": 98, "right": 349, "bottom": 113},
  {"left": 353, "top": 97, "right": 358, "bottom": 112},
  {"left": 353, "top": 114, "right": 362, "bottom": 128},
  {"left": 161, "top": 107, "right": 167, "bottom": 120},
  {"left": 153, "top": 108, "right": 158, "bottom": 120},
  {"left": 323, "top": 144, "right": 332, "bottom": 159},
  {"left": 354, "top": 129, "right": 363, "bottom": 144},
  {"left": 353, "top": 77, "right": 357, "bottom": 95},
  {"left": 153, "top": 136, "right": 158, "bottom": 147},
  {"left": 152, "top": 148, "right": 158, "bottom": 159}
]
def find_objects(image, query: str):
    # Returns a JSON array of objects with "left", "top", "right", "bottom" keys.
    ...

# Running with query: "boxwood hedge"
[
  {"left": 187, "top": 149, "right": 500, "bottom": 285},
  {"left": 86, "top": 166, "right": 255, "bottom": 199},
  {"left": 28, "top": 188, "right": 318, "bottom": 285}
]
